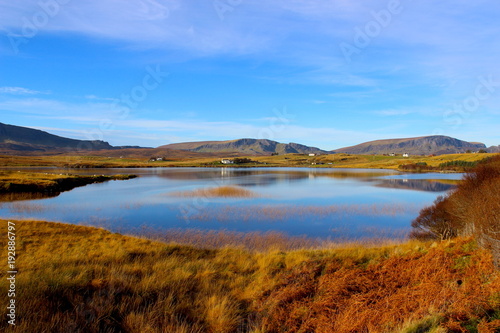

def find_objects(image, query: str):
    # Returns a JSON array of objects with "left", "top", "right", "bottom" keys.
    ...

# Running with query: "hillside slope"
[
  {"left": 333, "top": 135, "right": 486, "bottom": 155},
  {"left": 0, "top": 122, "right": 114, "bottom": 152},
  {"left": 161, "top": 138, "right": 327, "bottom": 155}
]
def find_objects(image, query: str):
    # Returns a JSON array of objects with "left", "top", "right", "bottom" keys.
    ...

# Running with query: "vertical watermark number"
[{"left": 6, "top": 221, "right": 17, "bottom": 326}]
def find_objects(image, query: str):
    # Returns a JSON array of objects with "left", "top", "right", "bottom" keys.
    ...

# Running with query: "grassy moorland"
[
  {"left": 0, "top": 152, "right": 497, "bottom": 170},
  {"left": 0, "top": 155, "right": 499, "bottom": 332},
  {"left": 0, "top": 220, "right": 499, "bottom": 333}
]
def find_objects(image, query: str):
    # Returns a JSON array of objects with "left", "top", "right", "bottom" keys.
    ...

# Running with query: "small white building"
[
  {"left": 221, "top": 159, "right": 234, "bottom": 164},
  {"left": 402, "top": 153, "right": 409, "bottom": 158},
  {"left": 308, "top": 153, "right": 316, "bottom": 157}
]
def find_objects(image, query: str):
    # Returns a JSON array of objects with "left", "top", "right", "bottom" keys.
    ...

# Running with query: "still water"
[{"left": 0, "top": 167, "right": 462, "bottom": 239}]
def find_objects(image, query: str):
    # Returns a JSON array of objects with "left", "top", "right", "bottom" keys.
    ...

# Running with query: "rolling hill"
[
  {"left": 0, "top": 122, "right": 118, "bottom": 153},
  {"left": 332, "top": 135, "right": 487, "bottom": 155},
  {"left": 1, "top": 122, "right": 497, "bottom": 158},
  {"left": 160, "top": 138, "right": 327, "bottom": 155}
]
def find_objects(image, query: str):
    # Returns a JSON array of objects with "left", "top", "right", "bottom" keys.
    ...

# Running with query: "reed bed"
[
  {"left": 8, "top": 202, "right": 48, "bottom": 214},
  {"left": 181, "top": 203, "right": 418, "bottom": 222},
  {"left": 170, "top": 186, "right": 259, "bottom": 198},
  {"left": 141, "top": 228, "right": 411, "bottom": 252},
  {"left": 144, "top": 228, "right": 321, "bottom": 251}
]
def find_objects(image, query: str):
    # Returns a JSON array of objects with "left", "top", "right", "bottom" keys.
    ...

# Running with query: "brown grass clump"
[
  {"left": 171, "top": 185, "right": 259, "bottom": 198},
  {"left": 0, "top": 220, "right": 499, "bottom": 332}
]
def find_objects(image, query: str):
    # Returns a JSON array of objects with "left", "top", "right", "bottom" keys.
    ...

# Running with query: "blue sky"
[{"left": 1, "top": 0, "right": 499, "bottom": 150}]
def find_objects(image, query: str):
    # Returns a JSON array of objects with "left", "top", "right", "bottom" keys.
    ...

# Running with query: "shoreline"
[{"left": 0, "top": 172, "right": 136, "bottom": 201}]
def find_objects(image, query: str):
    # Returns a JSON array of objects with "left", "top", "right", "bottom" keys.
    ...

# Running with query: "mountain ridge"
[
  {"left": 332, "top": 135, "right": 487, "bottom": 155},
  {"left": 0, "top": 122, "right": 498, "bottom": 157},
  {"left": 0, "top": 122, "right": 116, "bottom": 152},
  {"left": 160, "top": 138, "right": 327, "bottom": 155}
]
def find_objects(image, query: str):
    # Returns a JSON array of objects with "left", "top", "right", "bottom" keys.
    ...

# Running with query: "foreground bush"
[
  {"left": 410, "top": 195, "right": 459, "bottom": 241},
  {"left": 1, "top": 220, "right": 500, "bottom": 332},
  {"left": 411, "top": 155, "right": 500, "bottom": 265}
]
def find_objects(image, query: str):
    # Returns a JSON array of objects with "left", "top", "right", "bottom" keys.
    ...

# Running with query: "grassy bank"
[
  {"left": 0, "top": 171, "right": 136, "bottom": 201},
  {"left": 0, "top": 153, "right": 497, "bottom": 170},
  {"left": 1, "top": 220, "right": 499, "bottom": 332}
]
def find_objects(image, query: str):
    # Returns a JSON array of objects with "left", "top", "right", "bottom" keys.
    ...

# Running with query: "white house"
[
  {"left": 402, "top": 153, "right": 409, "bottom": 158},
  {"left": 308, "top": 153, "right": 316, "bottom": 157},
  {"left": 221, "top": 159, "right": 234, "bottom": 164}
]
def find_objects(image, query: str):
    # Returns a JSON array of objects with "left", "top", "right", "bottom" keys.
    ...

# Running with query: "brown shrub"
[
  {"left": 411, "top": 154, "right": 500, "bottom": 265},
  {"left": 410, "top": 195, "right": 460, "bottom": 240},
  {"left": 255, "top": 238, "right": 500, "bottom": 333}
]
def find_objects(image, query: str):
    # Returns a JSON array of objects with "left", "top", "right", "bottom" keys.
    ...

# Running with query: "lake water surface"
[{"left": 0, "top": 167, "right": 462, "bottom": 239}]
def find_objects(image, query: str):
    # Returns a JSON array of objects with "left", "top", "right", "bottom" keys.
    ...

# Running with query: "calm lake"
[{"left": 0, "top": 167, "right": 462, "bottom": 239}]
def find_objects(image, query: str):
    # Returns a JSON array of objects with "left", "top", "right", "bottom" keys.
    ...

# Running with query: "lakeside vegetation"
[
  {"left": 1, "top": 220, "right": 499, "bottom": 332},
  {"left": 0, "top": 152, "right": 497, "bottom": 171},
  {"left": 0, "top": 171, "right": 136, "bottom": 201},
  {"left": 411, "top": 155, "right": 500, "bottom": 264}
]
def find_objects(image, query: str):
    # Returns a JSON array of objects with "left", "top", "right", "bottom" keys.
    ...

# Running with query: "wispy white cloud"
[
  {"left": 2, "top": 1, "right": 499, "bottom": 86},
  {"left": 2, "top": 1, "right": 500, "bottom": 147},
  {"left": 0, "top": 87, "right": 48, "bottom": 95},
  {"left": 374, "top": 109, "right": 413, "bottom": 116},
  {"left": 84, "top": 95, "right": 118, "bottom": 102}
]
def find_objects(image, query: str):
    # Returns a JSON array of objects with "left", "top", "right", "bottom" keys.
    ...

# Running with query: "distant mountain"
[
  {"left": 332, "top": 136, "right": 487, "bottom": 155},
  {"left": 3, "top": 122, "right": 495, "bottom": 158},
  {"left": 160, "top": 138, "right": 327, "bottom": 155},
  {"left": 0, "top": 122, "right": 115, "bottom": 153},
  {"left": 487, "top": 145, "right": 500, "bottom": 153}
]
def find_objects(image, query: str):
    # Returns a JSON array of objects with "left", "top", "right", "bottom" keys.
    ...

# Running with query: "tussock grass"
[
  {"left": 1, "top": 220, "right": 499, "bottom": 332},
  {"left": 171, "top": 186, "right": 259, "bottom": 198}
]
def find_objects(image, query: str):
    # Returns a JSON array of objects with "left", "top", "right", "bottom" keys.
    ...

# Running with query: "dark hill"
[
  {"left": 160, "top": 138, "right": 327, "bottom": 155},
  {"left": 0, "top": 122, "right": 114, "bottom": 152},
  {"left": 333, "top": 136, "right": 486, "bottom": 155}
]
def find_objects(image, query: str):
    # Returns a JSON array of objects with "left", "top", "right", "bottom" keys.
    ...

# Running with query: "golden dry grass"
[
  {"left": 171, "top": 186, "right": 259, "bottom": 198},
  {"left": 0, "top": 219, "right": 499, "bottom": 332},
  {"left": 0, "top": 152, "right": 497, "bottom": 170},
  {"left": 0, "top": 171, "right": 135, "bottom": 200}
]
